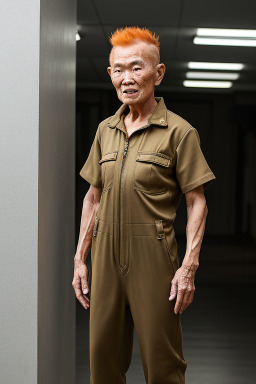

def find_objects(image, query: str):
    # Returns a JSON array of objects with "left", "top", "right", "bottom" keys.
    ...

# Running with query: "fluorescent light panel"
[
  {"left": 183, "top": 80, "right": 233, "bottom": 88},
  {"left": 188, "top": 62, "right": 244, "bottom": 70},
  {"left": 186, "top": 72, "right": 239, "bottom": 80},
  {"left": 194, "top": 37, "right": 256, "bottom": 47},
  {"left": 197, "top": 28, "right": 256, "bottom": 38}
]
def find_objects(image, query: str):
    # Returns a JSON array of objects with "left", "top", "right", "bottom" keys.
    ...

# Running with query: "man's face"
[{"left": 107, "top": 40, "right": 165, "bottom": 105}]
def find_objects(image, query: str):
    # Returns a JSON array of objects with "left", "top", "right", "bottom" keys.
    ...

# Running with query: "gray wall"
[
  {"left": 39, "top": 0, "right": 76, "bottom": 383},
  {"left": 0, "top": 0, "right": 76, "bottom": 383},
  {"left": 0, "top": 1, "right": 40, "bottom": 382}
]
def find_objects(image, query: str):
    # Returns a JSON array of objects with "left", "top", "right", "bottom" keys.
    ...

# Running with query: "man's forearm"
[
  {"left": 182, "top": 199, "right": 208, "bottom": 268},
  {"left": 75, "top": 196, "right": 100, "bottom": 263}
]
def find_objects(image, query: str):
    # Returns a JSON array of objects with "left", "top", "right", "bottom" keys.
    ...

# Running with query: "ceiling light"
[
  {"left": 76, "top": 31, "right": 81, "bottom": 41},
  {"left": 186, "top": 72, "right": 239, "bottom": 80},
  {"left": 197, "top": 28, "right": 256, "bottom": 38},
  {"left": 188, "top": 62, "right": 244, "bottom": 70},
  {"left": 194, "top": 37, "right": 256, "bottom": 47},
  {"left": 183, "top": 80, "right": 233, "bottom": 88}
]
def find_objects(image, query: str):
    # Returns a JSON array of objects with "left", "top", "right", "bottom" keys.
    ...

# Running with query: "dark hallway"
[{"left": 75, "top": 1, "right": 256, "bottom": 382}]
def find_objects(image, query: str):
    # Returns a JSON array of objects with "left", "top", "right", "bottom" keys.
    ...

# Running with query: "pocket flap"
[
  {"left": 99, "top": 151, "right": 118, "bottom": 164},
  {"left": 136, "top": 152, "right": 171, "bottom": 167}
]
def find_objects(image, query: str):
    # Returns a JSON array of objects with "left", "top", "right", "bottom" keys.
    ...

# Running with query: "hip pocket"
[
  {"left": 155, "top": 219, "right": 176, "bottom": 274},
  {"left": 162, "top": 236, "right": 175, "bottom": 274}
]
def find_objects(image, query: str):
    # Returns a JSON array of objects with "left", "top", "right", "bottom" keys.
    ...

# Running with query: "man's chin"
[{"left": 118, "top": 93, "right": 141, "bottom": 104}]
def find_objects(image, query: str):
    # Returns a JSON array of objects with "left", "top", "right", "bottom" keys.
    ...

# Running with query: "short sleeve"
[
  {"left": 175, "top": 127, "right": 216, "bottom": 194},
  {"left": 79, "top": 125, "right": 102, "bottom": 188}
]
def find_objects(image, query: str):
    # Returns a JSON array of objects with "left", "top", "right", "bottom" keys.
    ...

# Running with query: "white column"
[{"left": 0, "top": 0, "right": 76, "bottom": 382}]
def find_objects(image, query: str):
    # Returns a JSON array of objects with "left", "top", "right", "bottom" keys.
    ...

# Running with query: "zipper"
[
  {"left": 118, "top": 124, "right": 150, "bottom": 266},
  {"left": 119, "top": 135, "right": 129, "bottom": 266}
]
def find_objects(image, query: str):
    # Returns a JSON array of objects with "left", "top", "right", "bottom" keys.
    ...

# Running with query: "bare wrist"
[
  {"left": 182, "top": 259, "right": 199, "bottom": 271},
  {"left": 74, "top": 254, "right": 87, "bottom": 264}
]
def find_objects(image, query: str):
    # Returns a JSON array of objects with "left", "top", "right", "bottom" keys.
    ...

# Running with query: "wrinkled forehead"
[{"left": 109, "top": 41, "right": 159, "bottom": 67}]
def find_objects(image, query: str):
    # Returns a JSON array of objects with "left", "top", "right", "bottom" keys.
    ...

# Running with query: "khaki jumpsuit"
[{"left": 79, "top": 97, "right": 216, "bottom": 384}]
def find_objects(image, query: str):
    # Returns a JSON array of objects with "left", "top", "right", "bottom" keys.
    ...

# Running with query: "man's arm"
[
  {"left": 169, "top": 184, "right": 208, "bottom": 314},
  {"left": 182, "top": 184, "right": 208, "bottom": 268},
  {"left": 72, "top": 185, "right": 102, "bottom": 309},
  {"left": 75, "top": 185, "right": 102, "bottom": 262}
]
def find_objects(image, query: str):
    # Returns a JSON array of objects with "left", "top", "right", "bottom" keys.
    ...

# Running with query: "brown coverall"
[{"left": 79, "top": 96, "right": 216, "bottom": 384}]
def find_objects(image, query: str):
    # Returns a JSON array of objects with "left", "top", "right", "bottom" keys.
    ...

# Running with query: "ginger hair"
[{"left": 109, "top": 26, "right": 160, "bottom": 51}]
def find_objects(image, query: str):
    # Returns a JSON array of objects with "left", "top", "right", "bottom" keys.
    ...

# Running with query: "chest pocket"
[
  {"left": 134, "top": 151, "right": 172, "bottom": 194},
  {"left": 99, "top": 150, "right": 118, "bottom": 191}
]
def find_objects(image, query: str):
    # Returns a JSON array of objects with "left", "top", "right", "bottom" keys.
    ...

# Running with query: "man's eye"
[
  {"left": 114, "top": 69, "right": 121, "bottom": 73},
  {"left": 134, "top": 67, "right": 141, "bottom": 71}
]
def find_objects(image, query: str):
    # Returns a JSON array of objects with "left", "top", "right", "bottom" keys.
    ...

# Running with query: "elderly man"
[{"left": 72, "top": 27, "right": 216, "bottom": 384}]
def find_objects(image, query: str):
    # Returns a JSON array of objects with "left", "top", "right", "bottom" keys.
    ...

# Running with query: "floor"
[{"left": 76, "top": 238, "right": 256, "bottom": 384}]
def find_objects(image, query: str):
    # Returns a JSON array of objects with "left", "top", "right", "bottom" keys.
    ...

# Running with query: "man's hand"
[
  {"left": 72, "top": 258, "right": 90, "bottom": 309},
  {"left": 169, "top": 184, "right": 208, "bottom": 314},
  {"left": 72, "top": 185, "right": 102, "bottom": 310},
  {"left": 168, "top": 263, "right": 197, "bottom": 314}
]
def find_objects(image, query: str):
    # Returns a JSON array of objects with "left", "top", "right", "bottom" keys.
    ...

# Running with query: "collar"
[{"left": 107, "top": 96, "right": 168, "bottom": 129}]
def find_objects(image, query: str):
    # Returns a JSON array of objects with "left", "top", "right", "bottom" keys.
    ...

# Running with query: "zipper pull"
[
  {"left": 123, "top": 137, "right": 129, "bottom": 158},
  {"left": 93, "top": 216, "right": 99, "bottom": 237}
]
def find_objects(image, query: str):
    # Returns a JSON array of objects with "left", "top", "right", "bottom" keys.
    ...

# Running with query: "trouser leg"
[
  {"left": 123, "top": 233, "right": 187, "bottom": 384},
  {"left": 89, "top": 232, "right": 134, "bottom": 384}
]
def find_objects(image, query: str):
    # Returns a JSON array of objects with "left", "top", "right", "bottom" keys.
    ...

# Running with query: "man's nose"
[{"left": 121, "top": 71, "right": 134, "bottom": 84}]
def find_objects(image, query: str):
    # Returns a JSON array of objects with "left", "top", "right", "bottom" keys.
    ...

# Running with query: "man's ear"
[
  {"left": 155, "top": 63, "right": 166, "bottom": 86},
  {"left": 107, "top": 67, "right": 112, "bottom": 77}
]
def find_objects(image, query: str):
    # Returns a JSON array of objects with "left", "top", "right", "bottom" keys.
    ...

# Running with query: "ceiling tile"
[
  {"left": 175, "top": 28, "right": 256, "bottom": 64},
  {"left": 93, "top": 0, "right": 182, "bottom": 26},
  {"left": 182, "top": 0, "right": 256, "bottom": 28}
]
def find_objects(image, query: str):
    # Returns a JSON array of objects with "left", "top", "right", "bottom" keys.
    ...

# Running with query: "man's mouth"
[{"left": 123, "top": 90, "right": 138, "bottom": 94}]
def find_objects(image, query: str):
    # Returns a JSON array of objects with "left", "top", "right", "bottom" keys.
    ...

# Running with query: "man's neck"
[{"left": 125, "top": 96, "right": 158, "bottom": 124}]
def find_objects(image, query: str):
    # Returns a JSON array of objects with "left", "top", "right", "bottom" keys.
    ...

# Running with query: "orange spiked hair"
[{"left": 109, "top": 26, "right": 160, "bottom": 51}]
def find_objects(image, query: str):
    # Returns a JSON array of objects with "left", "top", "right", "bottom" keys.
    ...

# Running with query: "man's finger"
[
  {"left": 182, "top": 289, "right": 195, "bottom": 313},
  {"left": 81, "top": 274, "right": 89, "bottom": 295},
  {"left": 179, "top": 289, "right": 192, "bottom": 314},
  {"left": 77, "top": 292, "right": 89, "bottom": 309},
  {"left": 174, "top": 287, "right": 185, "bottom": 314},
  {"left": 169, "top": 279, "right": 178, "bottom": 300},
  {"left": 73, "top": 279, "right": 89, "bottom": 309}
]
